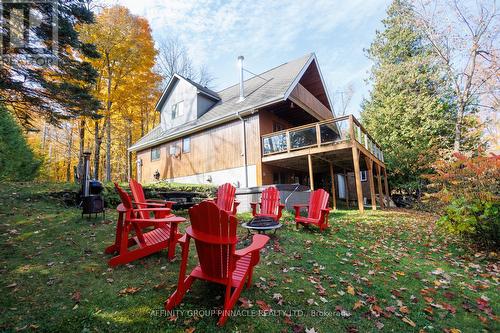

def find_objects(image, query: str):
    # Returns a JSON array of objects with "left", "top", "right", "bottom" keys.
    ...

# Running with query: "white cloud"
[{"left": 112, "top": 0, "right": 389, "bottom": 106}]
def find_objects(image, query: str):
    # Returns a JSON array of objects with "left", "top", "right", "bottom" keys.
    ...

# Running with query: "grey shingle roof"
[{"left": 129, "top": 53, "right": 313, "bottom": 152}]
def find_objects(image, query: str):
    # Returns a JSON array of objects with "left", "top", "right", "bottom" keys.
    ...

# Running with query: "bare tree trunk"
[
  {"left": 48, "top": 139, "right": 52, "bottom": 180},
  {"left": 93, "top": 120, "right": 101, "bottom": 180},
  {"left": 77, "top": 117, "right": 85, "bottom": 182},
  {"left": 140, "top": 105, "right": 145, "bottom": 137},
  {"left": 65, "top": 123, "right": 74, "bottom": 182},
  {"left": 105, "top": 53, "right": 113, "bottom": 182},
  {"left": 41, "top": 122, "right": 48, "bottom": 150},
  {"left": 105, "top": 114, "right": 111, "bottom": 181},
  {"left": 127, "top": 120, "right": 132, "bottom": 179},
  {"left": 453, "top": 103, "right": 465, "bottom": 151}
]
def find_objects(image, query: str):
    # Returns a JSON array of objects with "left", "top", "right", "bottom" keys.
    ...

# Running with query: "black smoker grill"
[{"left": 81, "top": 152, "right": 105, "bottom": 219}]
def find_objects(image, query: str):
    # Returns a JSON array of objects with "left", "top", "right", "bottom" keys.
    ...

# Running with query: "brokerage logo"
[{"left": 1, "top": 0, "right": 58, "bottom": 66}]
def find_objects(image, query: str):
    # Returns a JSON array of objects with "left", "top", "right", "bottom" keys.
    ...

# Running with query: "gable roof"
[
  {"left": 129, "top": 53, "right": 332, "bottom": 152},
  {"left": 155, "top": 74, "right": 220, "bottom": 112}
]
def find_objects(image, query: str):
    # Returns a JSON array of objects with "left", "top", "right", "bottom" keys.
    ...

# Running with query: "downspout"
[{"left": 236, "top": 111, "right": 249, "bottom": 187}]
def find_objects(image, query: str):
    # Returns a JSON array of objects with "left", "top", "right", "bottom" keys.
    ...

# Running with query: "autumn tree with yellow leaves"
[{"left": 78, "top": 5, "right": 161, "bottom": 181}]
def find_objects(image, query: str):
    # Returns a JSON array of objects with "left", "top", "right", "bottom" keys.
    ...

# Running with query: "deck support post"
[
  {"left": 352, "top": 146, "right": 364, "bottom": 213},
  {"left": 383, "top": 167, "right": 390, "bottom": 207},
  {"left": 329, "top": 162, "right": 336, "bottom": 210},
  {"left": 308, "top": 154, "right": 314, "bottom": 191},
  {"left": 343, "top": 169, "right": 350, "bottom": 208},
  {"left": 365, "top": 156, "right": 376, "bottom": 210},
  {"left": 376, "top": 164, "right": 385, "bottom": 209}
]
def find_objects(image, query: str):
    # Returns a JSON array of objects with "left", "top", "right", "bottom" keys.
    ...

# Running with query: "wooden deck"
[{"left": 260, "top": 115, "right": 389, "bottom": 212}]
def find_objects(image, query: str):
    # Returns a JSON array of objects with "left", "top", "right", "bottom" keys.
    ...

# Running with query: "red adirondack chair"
[
  {"left": 213, "top": 183, "right": 239, "bottom": 214},
  {"left": 104, "top": 183, "right": 185, "bottom": 266},
  {"left": 250, "top": 186, "right": 285, "bottom": 221},
  {"left": 129, "top": 178, "right": 175, "bottom": 227},
  {"left": 129, "top": 178, "right": 181, "bottom": 258},
  {"left": 165, "top": 201, "right": 269, "bottom": 326},
  {"left": 294, "top": 189, "right": 331, "bottom": 232},
  {"left": 130, "top": 178, "right": 175, "bottom": 215}
]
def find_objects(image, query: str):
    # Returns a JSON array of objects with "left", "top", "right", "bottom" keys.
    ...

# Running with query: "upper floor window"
[
  {"left": 169, "top": 144, "right": 179, "bottom": 156},
  {"left": 182, "top": 137, "right": 191, "bottom": 153},
  {"left": 151, "top": 147, "right": 161, "bottom": 161},
  {"left": 360, "top": 170, "right": 367, "bottom": 182},
  {"left": 171, "top": 101, "right": 184, "bottom": 119}
]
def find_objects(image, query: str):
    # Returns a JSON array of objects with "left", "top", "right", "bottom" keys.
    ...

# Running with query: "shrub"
[
  {"left": 425, "top": 152, "right": 500, "bottom": 248},
  {"left": 102, "top": 181, "right": 216, "bottom": 207},
  {"left": 0, "top": 107, "right": 41, "bottom": 181}
]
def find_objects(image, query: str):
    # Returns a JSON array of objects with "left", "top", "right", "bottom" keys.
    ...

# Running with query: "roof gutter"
[{"left": 128, "top": 105, "right": 264, "bottom": 152}]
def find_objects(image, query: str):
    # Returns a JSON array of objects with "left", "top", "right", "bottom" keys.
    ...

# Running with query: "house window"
[
  {"left": 171, "top": 101, "right": 184, "bottom": 119},
  {"left": 182, "top": 137, "right": 191, "bottom": 153},
  {"left": 273, "top": 122, "right": 285, "bottom": 132},
  {"left": 169, "top": 144, "right": 179, "bottom": 156},
  {"left": 151, "top": 147, "right": 161, "bottom": 161},
  {"left": 360, "top": 170, "right": 367, "bottom": 182}
]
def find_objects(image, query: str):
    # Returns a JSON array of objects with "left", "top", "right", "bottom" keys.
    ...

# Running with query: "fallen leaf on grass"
[
  {"left": 385, "top": 306, "right": 396, "bottom": 313},
  {"left": 238, "top": 297, "right": 252, "bottom": 308},
  {"left": 118, "top": 287, "right": 141, "bottom": 296},
  {"left": 256, "top": 300, "right": 271, "bottom": 312},
  {"left": 153, "top": 283, "right": 167, "bottom": 291},
  {"left": 6, "top": 283, "right": 17, "bottom": 288},
  {"left": 353, "top": 300, "right": 363, "bottom": 310},
  {"left": 402, "top": 316, "right": 416, "bottom": 327},
  {"left": 399, "top": 306, "right": 410, "bottom": 314},
  {"left": 375, "top": 321, "right": 384, "bottom": 330},
  {"left": 443, "top": 291, "right": 455, "bottom": 300},
  {"left": 442, "top": 302, "right": 456, "bottom": 314},
  {"left": 370, "top": 305, "right": 383, "bottom": 317},
  {"left": 347, "top": 285, "right": 355, "bottom": 295},
  {"left": 71, "top": 291, "right": 81, "bottom": 303}
]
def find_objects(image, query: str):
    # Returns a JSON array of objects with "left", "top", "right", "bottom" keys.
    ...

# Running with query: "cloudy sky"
[{"left": 113, "top": 0, "right": 391, "bottom": 116}]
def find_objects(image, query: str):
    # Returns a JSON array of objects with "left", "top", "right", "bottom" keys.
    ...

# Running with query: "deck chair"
[
  {"left": 213, "top": 183, "right": 239, "bottom": 214},
  {"left": 250, "top": 186, "right": 285, "bottom": 222},
  {"left": 294, "top": 189, "right": 331, "bottom": 232},
  {"left": 129, "top": 178, "right": 175, "bottom": 227},
  {"left": 104, "top": 183, "right": 185, "bottom": 266},
  {"left": 130, "top": 178, "right": 175, "bottom": 214},
  {"left": 165, "top": 201, "right": 269, "bottom": 326}
]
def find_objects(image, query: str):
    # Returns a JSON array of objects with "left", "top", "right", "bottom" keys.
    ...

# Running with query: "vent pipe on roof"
[{"left": 238, "top": 56, "right": 244, "bottom": 101}]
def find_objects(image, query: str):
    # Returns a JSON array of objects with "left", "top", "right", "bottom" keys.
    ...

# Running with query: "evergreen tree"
[
  {"left": 0, "top": 0, "right": 101, "bottom": 128},
  {"left": 0, "top": 105, "right": 41, "bottom": 181},
  {"left": 362, "top": 0, "right": 455, "bottom": 194}
]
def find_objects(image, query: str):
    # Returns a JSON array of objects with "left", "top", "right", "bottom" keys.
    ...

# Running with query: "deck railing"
[{"left": 261, "top": 115, "right": 384, "bottom": 162}]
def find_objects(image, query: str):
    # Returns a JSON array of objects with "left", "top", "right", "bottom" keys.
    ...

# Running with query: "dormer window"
[{"left": 171, "top": 101, "right": 184, "bottom": 119}]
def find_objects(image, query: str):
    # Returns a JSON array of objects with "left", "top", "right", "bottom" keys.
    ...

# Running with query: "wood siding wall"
[{"left": 137, "top": 114, "right": 260, "bottom": 183}]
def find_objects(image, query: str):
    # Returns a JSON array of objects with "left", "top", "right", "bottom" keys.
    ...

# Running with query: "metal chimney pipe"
[
  {"left": 238, "top": 55, "right": 244, "bottom": 101},
  {"left": 82, "top": 151, "right": 91, "bottom": 196}
]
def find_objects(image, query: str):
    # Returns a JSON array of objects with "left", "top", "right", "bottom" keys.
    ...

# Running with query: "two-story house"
[{"left": 129, "top": 53, "right": 389, "bottom": 212}]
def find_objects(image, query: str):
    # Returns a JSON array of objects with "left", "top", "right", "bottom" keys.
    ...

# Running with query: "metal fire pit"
[
  {"left": 80, "top": 151, "right": 105, "bottom": 220},
  {"left": 242, "top": 216, "right": 282, "bottom": 234}
]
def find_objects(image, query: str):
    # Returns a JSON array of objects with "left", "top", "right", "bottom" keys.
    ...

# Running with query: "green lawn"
[{"left": 0, "top": 183, "right": 498, "bottom": 332}]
